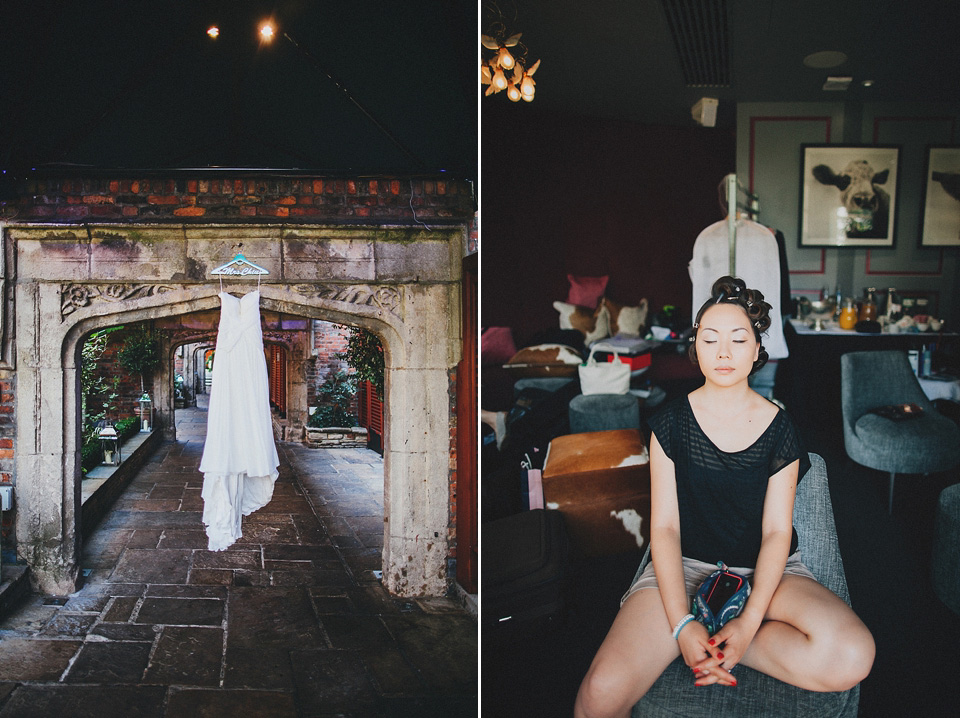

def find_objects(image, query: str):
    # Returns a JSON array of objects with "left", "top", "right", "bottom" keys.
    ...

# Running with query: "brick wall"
[
  {"left": 12, "top": 175, "right": 474, "bottom": 223},
  {"left": 309, "top": 320, "right": 358, "bottom": 418}
]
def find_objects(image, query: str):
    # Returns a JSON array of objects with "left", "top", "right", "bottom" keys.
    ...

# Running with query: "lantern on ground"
[
  {"left": 98, "top": 422, "right": 121, "bottom": 466},
  {"left": 138, "top": 393, "right": 154, "bottom": 432}
]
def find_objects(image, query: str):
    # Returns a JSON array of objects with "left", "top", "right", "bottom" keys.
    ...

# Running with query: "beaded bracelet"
[{"left": 672, "top": 613, "right": 696, "bottom": 640}]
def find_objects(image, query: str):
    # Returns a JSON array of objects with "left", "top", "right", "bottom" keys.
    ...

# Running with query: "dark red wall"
[{"left": 481, "top": 102, "right": 736, "bottom": 348}]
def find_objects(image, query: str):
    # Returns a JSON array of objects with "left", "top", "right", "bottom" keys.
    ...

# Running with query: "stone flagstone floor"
[{"left": 0, "top": 401, "right": 477, "bottom": 717}]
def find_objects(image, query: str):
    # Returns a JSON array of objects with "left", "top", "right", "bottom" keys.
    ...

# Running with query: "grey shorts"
[{"left": 620, "top": 551, "right": 816, "bottom": 607}]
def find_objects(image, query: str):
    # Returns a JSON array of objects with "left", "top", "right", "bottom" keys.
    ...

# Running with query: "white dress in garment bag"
[{"left": 199, "top": 290, "right": 280, "bottom": 551}]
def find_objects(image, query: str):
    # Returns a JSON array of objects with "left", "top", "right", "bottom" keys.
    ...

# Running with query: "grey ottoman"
[
  {"left": 933, "top": 483, "right": 960, "bottom": 615},
  {"left": 514, "top": 377, "right": 575, "bottom": 397},
  {"left": 568, "top": 393, "right": 640, "bottom": 434}
]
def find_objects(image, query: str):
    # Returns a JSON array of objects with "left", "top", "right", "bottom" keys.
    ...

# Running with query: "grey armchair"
[
  {"left": 841, "top": 350, "right": 960, "bottom": 513},
  {"left": 632, "top": 453, "right": 859, "bottom": 718}
]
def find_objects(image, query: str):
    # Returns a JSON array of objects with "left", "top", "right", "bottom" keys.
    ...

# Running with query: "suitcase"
[
  {"left": 542, "top": 428, "right": 651, "bottom": 558},
  {"left": 482, "top": 509, "right": 570, "bottom": 627}
]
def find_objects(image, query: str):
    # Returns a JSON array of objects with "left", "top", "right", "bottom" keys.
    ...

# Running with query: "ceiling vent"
[{"left": 661, "top": 0, "right": 731, "bottom": 87}]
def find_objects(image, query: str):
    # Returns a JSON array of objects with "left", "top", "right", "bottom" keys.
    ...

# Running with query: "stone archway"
[{"left": 9, "top": 223, "right": 464, "bottom": 597}]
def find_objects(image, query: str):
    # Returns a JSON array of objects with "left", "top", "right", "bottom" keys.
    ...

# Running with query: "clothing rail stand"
[{"left": 723, "top": 174, "right": 760, "bottom": 276}]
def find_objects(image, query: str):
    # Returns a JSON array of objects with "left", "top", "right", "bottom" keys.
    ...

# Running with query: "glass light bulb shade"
[
  {"left": 520, "top": 76, "right": 535, "bottom": 96},
  {"left": 497, "top": 46, "right": 515, "bottom": 70},
  {"left": 522, "top": 92, "right": 535, "bottom": 102},
  {"left": 259, "top": 22, "right": 275, "bottom": 40},
  {"left": 207, "top": 26, "right": 220, "bottom": 39},
  {"left": 507, "top": 84, "right": 521, "bottom": 101},
  {"left": 492, "top": 68, "right": 508, "bottom": 90}
]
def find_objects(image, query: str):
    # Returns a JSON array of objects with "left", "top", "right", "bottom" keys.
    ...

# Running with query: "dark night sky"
[{"left": 0, "top": 0, "right": 477, "bottom": 178}]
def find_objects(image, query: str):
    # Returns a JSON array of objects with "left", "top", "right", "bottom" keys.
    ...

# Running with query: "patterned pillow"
[
  {"left": 602, "top": 297, "right": 649, "bottom": 336},
  {"left": 567, "top": 274, "right": 609, "bottom": 308},
  {"left": 553, "top": 301, "right": 610, "bottom": 344},
  {"left": 504, "top": 343, "right": 583, "bottom": 377}
]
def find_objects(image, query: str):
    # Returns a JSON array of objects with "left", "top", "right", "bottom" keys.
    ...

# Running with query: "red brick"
[
  {"left": 0, "top": 449, "right": 12, "bottom": 459},
  {"left": 391, "top": 180, "right": 401, "bottom": 195},
  {"left": 346, "top": 180, "right": 357, "bottom": 194},
  {"left": 0, "top": 406, "right": 12, "bottom": 414},
  {"left": 147, "top": 195, "right": 180, "bottom": 205},
  {"left": 187, "top": 180, "right": 198, "bottom": 193},
  {"left": 0, "top": 439, "right": 12, "bottom": 449},
  {"left": 174, "top": 206, "right": 206, "bottom": 216},
  {"left": 239, "top": 206, "right": 257, "bottom": 217},
  {"left": 276, "top": 195, "right": 297, "bottom": 205},
  {"left": 122, "top": 206, "right": 139, "bottom": 217},
  {"left": 312, "top": 179, "right": 323, "bottom": 194},
  {"left": 437, "top": 181, "right": 446, "bottom": 195},
  {"left": 368, "top": 180, "right": 378, "bottom": 194},
  {"left": 90, "top": 205, "right": 121, "bottom": 217},
  {"left": 234, "top": 179, "right": 244, "bottom": 194},
  {"left": 130, "top": 180, "right": 140, "bottom": 193},
  {"left": 258, "top": 206, "right": 289, "bottom": 217},
  {"left": 211, "top": 180, "right": 220, "bottom": 194},
  {"left": 108, "top": 180, "right": 119, "bottom": 193}
]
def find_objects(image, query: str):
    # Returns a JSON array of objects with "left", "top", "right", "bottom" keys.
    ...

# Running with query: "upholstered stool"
[
  {"left": 933, "top": 483, "right": 960, "bottom": 615},
  {"left": 542, "top": 429, "right": 650, "bottom": 557},
  {"left": 514, "top": 376, "right": 575, "bottom": 397},
  {"left": 568, "top": 393, "right": 640, "bottom": 434}
]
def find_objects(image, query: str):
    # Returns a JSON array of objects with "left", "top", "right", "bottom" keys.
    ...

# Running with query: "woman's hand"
[
  {"left": 690, "top": 614, "right": 763, "bottom": 686},
  {"left": 676, "top": 621, "right": 735, "bottom": 687}
]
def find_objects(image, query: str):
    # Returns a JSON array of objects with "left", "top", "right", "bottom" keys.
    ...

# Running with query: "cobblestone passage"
[{"left": 0, "top": 402, "right": 477, "bottom": 717}]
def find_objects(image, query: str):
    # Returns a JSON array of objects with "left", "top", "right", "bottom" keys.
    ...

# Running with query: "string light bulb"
[
  {"left": 207, "top": 25, "right": 220, "bottom": 39},
  {"left": 480, "top": 17, "right": 539, "bottom": 103},
  {"left": 259, "top": 21, "right": 276, "bottom": 42}
]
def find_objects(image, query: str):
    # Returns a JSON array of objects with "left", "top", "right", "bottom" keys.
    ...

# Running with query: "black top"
[{"left": 648, "top": 395, "right": 810, "bottom": 568}]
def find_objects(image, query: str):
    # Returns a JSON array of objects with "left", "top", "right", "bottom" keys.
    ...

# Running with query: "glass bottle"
[
  {"left": 839, "top": 297, "right": 858, "bottom": 330},
  {"left": 859, "top": 288, "right": 877, "bottom": 322}
]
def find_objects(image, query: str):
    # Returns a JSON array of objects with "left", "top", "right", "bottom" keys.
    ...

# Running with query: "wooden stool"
[{"left": 542, "top": 428, "right": 650, "bottom": 557}]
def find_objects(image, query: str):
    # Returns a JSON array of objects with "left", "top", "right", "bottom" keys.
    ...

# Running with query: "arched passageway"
[{"left": 9, "top": 223, "right": 465, "bottom": 597}]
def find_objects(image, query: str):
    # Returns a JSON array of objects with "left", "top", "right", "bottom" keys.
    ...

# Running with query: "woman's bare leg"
[
  {"left": 739, "top": 575, "right": 875, "bottom": 692},
  {"left": 574, "top": 589, "right": 681, "bottom": 718}
]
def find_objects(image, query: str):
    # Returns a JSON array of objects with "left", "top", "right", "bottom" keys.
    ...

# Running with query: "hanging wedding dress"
[{"left": 199, "top": 290, "right": 279, "bottom": 551}]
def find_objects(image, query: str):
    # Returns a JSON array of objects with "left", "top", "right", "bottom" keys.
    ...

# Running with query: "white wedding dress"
[{"left": 199, "top": 290, "right": 279, "bottom": 551}]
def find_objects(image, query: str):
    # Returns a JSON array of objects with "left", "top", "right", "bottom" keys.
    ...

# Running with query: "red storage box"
[{"left": 605, "top": 351, "right": 651, "bottom": 372}]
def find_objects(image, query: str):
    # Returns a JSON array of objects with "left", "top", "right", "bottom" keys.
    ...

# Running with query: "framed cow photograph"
[
  {"left": 919, "top": 146, "right": 960, "bottom": 247},
  {"left": 799, "top": 144, "right": 901, "bottom": 248}
]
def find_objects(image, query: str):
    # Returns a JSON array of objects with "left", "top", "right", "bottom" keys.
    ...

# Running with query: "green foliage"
[
  {"left": 117, "top": 324, "right": 160, "bottom": 391},
  {"left": 81, "top": 440, "right": 103, "bottom": 475},
  {"left": 308, "top": 370, "right": 358, "bottom": 428},
  {"left": 338, "top": 327, "right": 384, "bottom": 399},
  {"left": 80, "top": 329, "right": 123, "bottom": 445}
]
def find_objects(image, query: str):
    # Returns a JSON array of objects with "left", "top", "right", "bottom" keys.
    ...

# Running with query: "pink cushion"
[
  {"left": 481, "top": 326, "right": 518, "bottom": 364},
  {"left": 567, "top": 274, "right": 608, "bottom": 308}
]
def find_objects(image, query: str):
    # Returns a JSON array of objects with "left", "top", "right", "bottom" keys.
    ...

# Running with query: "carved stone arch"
[{"left": 13, "top": 222, "right": 461, "bottom": 598}]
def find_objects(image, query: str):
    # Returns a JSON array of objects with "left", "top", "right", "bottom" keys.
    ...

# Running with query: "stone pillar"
[{"left": 15, "top": 282, "right": 80, "bottom": 594}]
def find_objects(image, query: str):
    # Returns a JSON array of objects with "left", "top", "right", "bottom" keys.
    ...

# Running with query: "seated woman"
[{"left": 574, "top": 276, "right": 874, "bottom": 718}]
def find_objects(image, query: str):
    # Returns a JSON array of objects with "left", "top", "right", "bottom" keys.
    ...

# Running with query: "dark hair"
[{"left": 688, "top": 276, "right": 772, "bottom": 376}]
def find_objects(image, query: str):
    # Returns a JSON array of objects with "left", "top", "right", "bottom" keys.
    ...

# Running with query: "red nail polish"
[
  {"left": 708, "top": 638, "right": 716, "bottom": 646},
  {"left": 717, "top": 652, "right": 724, "bottom": 660},
  {"left": 731, "top": 680, "right": 738, "bottom": 687}
]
